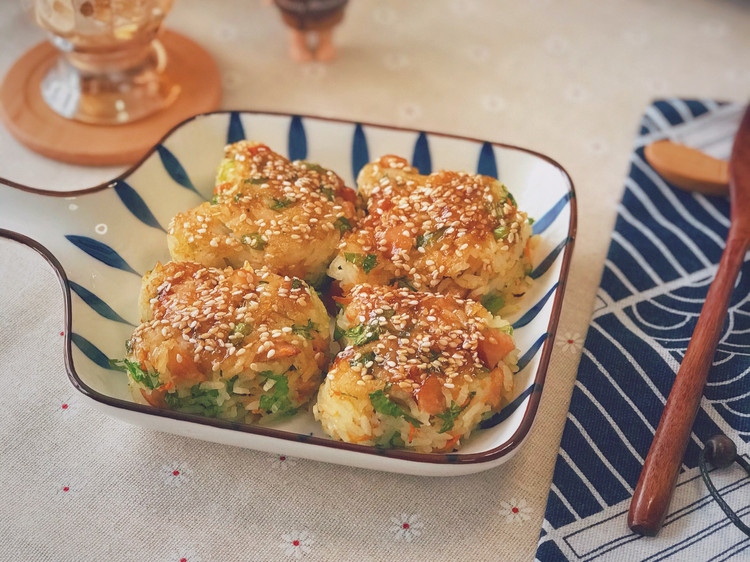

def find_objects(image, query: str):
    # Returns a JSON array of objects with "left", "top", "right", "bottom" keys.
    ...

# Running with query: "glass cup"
[{"left": 34, "top": 0, "right": 179, "bottom": 124}]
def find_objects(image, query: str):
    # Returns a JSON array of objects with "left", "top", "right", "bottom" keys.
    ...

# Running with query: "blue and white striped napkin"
[{"left": 535, "top": 100, "right": 750, "bottom": 561}]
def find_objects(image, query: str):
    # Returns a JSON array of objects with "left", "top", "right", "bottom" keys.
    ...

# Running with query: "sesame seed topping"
[
  {"left": 331, "top": 284, "right": 512, "bottom": 401},
  {"left": 169, "top": 140, "right": 360, "bottom": 276},
  {"left": 336, "top": 154, "right": 528, "bottom": 296},
  {"left": 127, "top": 261, "right": 327, "bottom": 386}
]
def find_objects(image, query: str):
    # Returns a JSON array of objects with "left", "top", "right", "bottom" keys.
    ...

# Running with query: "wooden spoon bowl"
[{"left": 644, "top": 140, "right": 729, "bottom": 196}]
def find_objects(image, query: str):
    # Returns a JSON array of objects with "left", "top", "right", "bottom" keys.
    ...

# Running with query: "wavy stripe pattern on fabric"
[{"left": 535, "top": 99, "right": 750, "bottom": 560}]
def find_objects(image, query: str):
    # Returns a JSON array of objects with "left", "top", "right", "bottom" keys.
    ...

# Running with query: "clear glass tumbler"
[{"left": 35, "top": 0, "right": 179, "bottom": 124}]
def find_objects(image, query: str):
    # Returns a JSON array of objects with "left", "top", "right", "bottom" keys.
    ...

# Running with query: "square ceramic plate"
[{"left": 0, "top": 111, "right": 576, "bottom": 476}]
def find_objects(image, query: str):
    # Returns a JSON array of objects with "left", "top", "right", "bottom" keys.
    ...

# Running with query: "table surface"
[{"left": 1, "top": 1, "right": 749, "bottom": 560}]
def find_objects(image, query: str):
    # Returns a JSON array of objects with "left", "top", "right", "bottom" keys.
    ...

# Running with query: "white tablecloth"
[{"left": 1, "top": 1, "right": 749, "bottom": 560}]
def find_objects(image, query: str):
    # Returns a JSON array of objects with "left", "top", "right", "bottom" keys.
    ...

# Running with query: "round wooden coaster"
[{"left": 0, "top": 30, "right": 222, "bottom": 167}]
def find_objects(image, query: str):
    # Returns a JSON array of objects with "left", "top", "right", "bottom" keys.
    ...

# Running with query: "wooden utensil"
[
  {"left": 628, "top": 104, "right": 750, "bottom": 536},
  {"left": 644, "top": 140, "right": 729, "bottom": 196}
]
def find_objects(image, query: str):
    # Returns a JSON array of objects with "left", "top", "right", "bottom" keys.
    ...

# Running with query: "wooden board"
[{"left": 0, "top": 30, "right": 222, "bottom": 167}]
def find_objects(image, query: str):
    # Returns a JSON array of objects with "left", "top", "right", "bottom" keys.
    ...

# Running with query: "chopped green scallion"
[
  {"left": 333, "top": 324, "right": 345, "bottom": 341},
  {"left": 232, "top": 322, "right": 253, "bottom": 336},
  {"left": 393, "top": 277, "right": 416, "bottom": 291},
  {"left": 334, "top": 217, "right": 352, "bottom": 233},
  {"left": 244, "top": 177, "right": 269, "bottom": 185},
  {"left": 164, "top": 384, "right": 221, "bottom": 417},
  {"left": 303, "top": 162, "right": 327, "bottom": 173},
  {"left": 481, "top": 293, "right": 505, "bottom": 315},
  {"left": 343, "top": 323, "right": 380, "bottom": 346},
  {"left": 109, "top": 358, "right": 161, "bottom": 390},
  {"left": 416, "top": 228, "right": 446, "bottom": 249},
  {"left": 291, "top": 319, "right": 316, "bottom": 340},
  {"left": 493, "top": 226, "right": 509, "bottom": 240},
  {"left": 344, "top": 252, "right": 378, "bottom": 274},
  {"left": 258, "top": 372, "right": 297, "bottom": 417},
  {"left": 369, "top": 389, "right": 422, "bottom": 427},
  {"left": 270, "top": 197, "right": 294, "bottom": 211},
  {"left": 435, "top": 392, "right": 476, "bottom": 433},
  {"left": 241, "top": 233, "right": 267, "bottom": 250},
  {"left": 350, "top": 351, "right": 376, "bottom": 367}
]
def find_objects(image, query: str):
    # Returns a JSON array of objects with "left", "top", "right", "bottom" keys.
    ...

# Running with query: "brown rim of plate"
[{"left": 0, "top": 110, "right": 577, "bottom": 466}]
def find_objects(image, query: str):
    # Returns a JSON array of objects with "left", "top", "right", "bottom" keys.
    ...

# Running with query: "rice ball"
[
  {"left": 328, "top": 155, "right": 533, "bottom": 310},
  {"left": 313, "top": 284, "right": 517, "bottom": 452},
  {"left": 112, "top": 260, "right": 331, "bottom": 423},
  {"left": 168, "top": 141, "right": 361, "bottom": 285}
]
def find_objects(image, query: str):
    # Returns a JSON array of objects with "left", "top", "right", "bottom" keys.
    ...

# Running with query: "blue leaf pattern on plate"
[
  {"left": 412, "top": 132, "right": 432, "bottom": 174},
  {"left": 530, "top": 237, "right": 573, "bottom": 280},
  {"left": 512, "top": 283, "right": 558, "bottom": 329},
  {"left": 227, "top": 111, "right": 246, "bottom": 144},
  {"left": 65, "top": 235, "right": 140, "bottom": 275},
  {"left": 71, "top": 332, "right": 115, "bottom": 370},
  {"left": 156, "top": 144, "right": 200, "bottom": 195},
  {"left": 114, "top": 181, "right": 165, "bottom": 232},
  {"left": 517, "top": 333, "right": 549, "bottom": 372},
  {"left": 533, "top": 192, "right": 573, "bottom": 235},
  {"left": 69, "top": 280, "right": 134, "bottom": 326},
  {"left": 479, "top": 384, "right": 539, "bottom": 429},
  {"left": 477, "top": 142, "right": 498, "bottom": 178},
  {"left": 288, "top": 116, "right": 307, "bottom": 161},
  {"left": 352, "top": 123, "right": 369, "bottom": 181}
]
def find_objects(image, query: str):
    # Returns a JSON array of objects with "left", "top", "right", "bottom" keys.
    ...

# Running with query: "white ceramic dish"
[{"left": 0, "top": 111, "right": 575, "bottom": 476}]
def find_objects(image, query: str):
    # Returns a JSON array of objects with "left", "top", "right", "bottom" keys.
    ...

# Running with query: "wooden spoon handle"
[{"left": 628, "top": 231, "right": 749, "bottom": 535}]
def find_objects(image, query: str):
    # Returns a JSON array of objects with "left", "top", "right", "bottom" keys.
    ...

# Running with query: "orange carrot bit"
[
  {"left": 408, "top": 422, "right": 416, "bottom": 443},
  {"left": 214, "top": 181, "right": 233, "bottom": 194},
  {"left": 340, "top": 186, "right": 358, "bottom": 204},
  {"left": 140, "top": 388, "right": 166, "bottom": 408},
  {"left": 274, "top": 342, "right": 300, "bottom": 358},
  {"left": 478, "top": 328, "right": 516, "bottom": 367},
  {"left": 348, "top": 433, "right": 374, "bottom": 443},
  {"left": 443, "top": 434, "right": 461, "bottom": 451}
]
